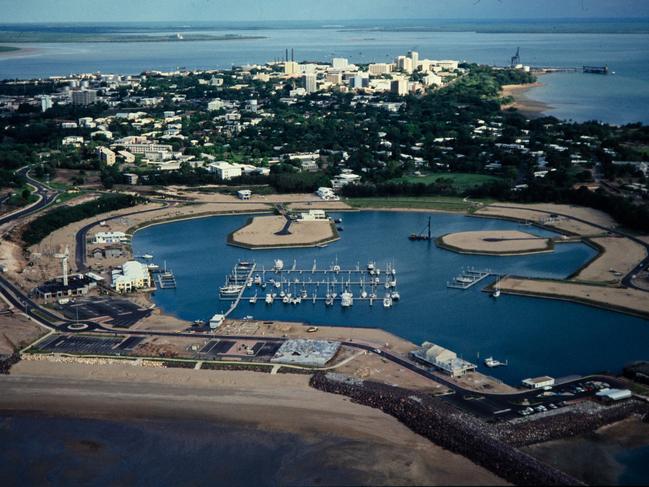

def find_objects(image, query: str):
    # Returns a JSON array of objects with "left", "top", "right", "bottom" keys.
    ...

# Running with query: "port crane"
[
  {"left": 409, "top": 216, "right": 432, "bottom": 241},
  {"left": 510, "top": 47, "right": 521, "bottom": 68}
]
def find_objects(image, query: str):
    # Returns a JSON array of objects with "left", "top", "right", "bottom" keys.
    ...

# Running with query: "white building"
[
  {"left": 41, "top": 95, "right": 52, "bottom": 112},
  {"left": 391, "top": 79, "right": 409, "bottom": 96},
  {"left": 304, "top": 74, "right": 317, "bottom": 94},
  {"left": 112, "top": 261, "right": 151, "bottom": 293},
  {"left": 93, "top": 231, "right": 129, "bottom": 244},
  {"left": 316, "top": 187, "right": 339, "bottom": 200},
  {"left": 411, "top": 342, "right": 477, "bottom": 378},
  {"left": 298, "top": 209, "right": 327, "bottom": 221},
  {"left": 284, "top": 61, "right": 299, "bottom": 75},
  {"left": 522, "top": 376, "right": 555, "bottom": 389},
  {"left": 332, "top": 58, "right": 349, "bottom": 70},
  {"left": 368, "top": 63, "right": 393, "bottom": 75},
  {"left": 62, "top": 136, "right": 84, "bottom": 147},
  {"left": 237, "top": 189, "right": 251, "bottom": 200},
  {"left": 207, "top": 98, "right": 224, "bottom": 111},
  {"left": 332, "top": 171, "right": 361, "bottom": 189},
  {"left": 207, "top": 161, "right": 242, "bottom": 180}
]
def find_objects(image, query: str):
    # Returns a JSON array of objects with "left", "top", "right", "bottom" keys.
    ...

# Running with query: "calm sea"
[
  {"left": 1, "top": 20, "right": 648, "bottom": 124},
  {"left": 132, "top": 211, "right": 649, "bottom": 385}
]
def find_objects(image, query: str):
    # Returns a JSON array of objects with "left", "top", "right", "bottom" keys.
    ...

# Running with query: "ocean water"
[
  {"left": 132, "top": 211, "right": 649, "bottom": 385},
  {"left": 1, "top": 20, "right": 648, "bottom": 124}
]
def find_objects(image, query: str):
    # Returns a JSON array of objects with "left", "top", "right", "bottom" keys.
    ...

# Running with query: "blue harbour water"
[
  {"left": 132, "top": 212, "right": 649, "bottom": 385},
  {"left": 1, "top": 20, "right": 649, "bottom": 124}
]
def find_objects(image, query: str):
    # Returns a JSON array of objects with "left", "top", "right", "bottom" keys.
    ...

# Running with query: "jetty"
[{"left": 447, "top": 268, "right": 494, "bottom": 290}]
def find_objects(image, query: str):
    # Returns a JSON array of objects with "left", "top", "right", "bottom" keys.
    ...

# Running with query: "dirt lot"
[
  {"left": 574, "top": 237, "right": 647, "bottom": 283},
  {"left": 0, "top": 305, "right": 48, "bottom": 355},
  {"left": 440, "top": 230, "right": 552, "bottom": 254}
]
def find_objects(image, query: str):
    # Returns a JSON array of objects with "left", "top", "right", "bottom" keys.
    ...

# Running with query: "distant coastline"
[{"left": 0, "top": 33, "right": 266, "bottom": 44}]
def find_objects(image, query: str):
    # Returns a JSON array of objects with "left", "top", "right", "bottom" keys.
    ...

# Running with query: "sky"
[{"left": 2, "top": 0, "right": 649, "bottom": 23}]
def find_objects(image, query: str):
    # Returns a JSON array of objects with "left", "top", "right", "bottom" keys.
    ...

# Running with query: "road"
[{"left": 0, "top": 167, "right": 60, "bottom": 227}]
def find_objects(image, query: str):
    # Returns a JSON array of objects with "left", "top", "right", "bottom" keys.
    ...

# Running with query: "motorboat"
[
  {"left": 219, "top": 284, "right": 243, "bottom": 296},
  {"left": 274, "top": 259, "right": 284, "bottom": 271},
  {"left": 249, "top": 293, "right": 258, "bottom": 304},
  {"left": 265, "top": 294, "right": 274, "bottom": 304},
  {"left": 484, "top": 357, "right": 507, "bottom": 368},
  {"left": 282, "top": 295, "right": 290, "bottom": 304},
  {"left": 367, "top": 261, "right": 375, "bottom": 271},
  {"left": 492, "top": 287, "right": 501, "bottom": 298},
  {"left": 390, "top": 290, "right": 400, "bottom": 301},
  {"left": 383, "top": 294, "right": 393, "bottom": 308},
  {"left": 341, "top": 291, "right": 353, "bottom": 307}
]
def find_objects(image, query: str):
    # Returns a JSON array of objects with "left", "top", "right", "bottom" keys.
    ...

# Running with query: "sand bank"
[
  {"left": 439, "top": 230, "right": 553, "bottom": 255},
  {"left": 229, "top": 215, "right": 339, "bottom": 249},
  {"left": 0, "top": 361, "right": 506, "bottom": 486}
]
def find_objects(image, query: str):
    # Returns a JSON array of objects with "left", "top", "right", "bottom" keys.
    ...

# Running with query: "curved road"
[{"left": 0, "top": 167, "right": 60, "bottom": 227}]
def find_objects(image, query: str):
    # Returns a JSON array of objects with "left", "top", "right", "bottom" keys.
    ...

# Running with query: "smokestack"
[
  {"left": 291, "top": 48, "right": 294, "bottom": 62},
  {"left": 285, "top": 49, "right": 288, "bottom": 62}
]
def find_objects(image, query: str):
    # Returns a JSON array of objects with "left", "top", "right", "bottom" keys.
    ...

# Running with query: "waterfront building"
[
  {"left": 71, "top": 89, "right": 97, "bottom": 106},
  {"left": 97, "top": 146, "right": 116, "bottom": 166},
  {"left": 112, "top": 261, "right": 152, "bottom": 293},
  {"left": 298, "top": 209, "right": 327, "bottom": 221},
  {"left": 521, "top": 376, "right": 555, "bottom": 389},
  {"left": 411, "top": 342, "right": 478, "bottom": 377},
  {"left": 93, "top": 231, "right": 129, "bottom": 244}
]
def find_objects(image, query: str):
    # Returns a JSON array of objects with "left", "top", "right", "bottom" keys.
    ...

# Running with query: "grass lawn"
[
  {"left": 391, "top": 172, "right": 504, "bottom": 192},
  {"left": 346, "top": 196, "right": 493, "bottom": 212}
]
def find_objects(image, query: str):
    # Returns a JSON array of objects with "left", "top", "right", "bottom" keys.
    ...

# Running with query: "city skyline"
[{"left": 2, "top": 0, "right": 649, "bottom": 23}]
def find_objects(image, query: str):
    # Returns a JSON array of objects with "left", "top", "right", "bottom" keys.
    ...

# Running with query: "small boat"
[
  {"left": 249, "top": 292, "right": 258, "bottom": 304},
  {"left": 341, "top": 291, "right": 353, "bottom": 307},
  {"left": 282, "top": 295, "right": 290, "bottom": 304},
  {"left": 383, "top": 294, "right": 393, "bottom": 308},
  {"left": 142, "top": 254, "right": 154, "bottom": 260},
  {"left": 325, "top": 294, "right": 334, "bottom": 306},
  {"left": 484, "top": 357, "right": 507, "bottom": 368},
  {"left": 265, "top": 294, "right": 274, "bottom": 304},
  {"left": 492, "top": 288, "right": 501, "bottom": 298},
  {"left": 219, "top": 284, "right": 243, "bottom": 296},
  {"left": 274, "top": 259, "right": 284, "bottom": 271},
  {"left": 274, "top": 281, "right": 282, "bottom": 289},
  {"left": 391, "top": 290, "right": 400, "bottom": 301},
  {"left": 360, "top": 290, "right": 368, "bottom": 299},
  {"left": 253, "top": 275, "right": 262, "bottom": 285},
  {"left": 334, "top": 218, "right": 343, "bottom": 224},
  {"left": 337, "top": 226, "right": 344, "bottom": 231}
]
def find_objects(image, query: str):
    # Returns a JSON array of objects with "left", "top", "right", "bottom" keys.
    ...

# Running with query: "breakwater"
[
  {"left": 495, "top": 400, "right": 649, "bottom": 447},
  {"left": 310, "top": 372, "right": 583, "bottom": 486}
]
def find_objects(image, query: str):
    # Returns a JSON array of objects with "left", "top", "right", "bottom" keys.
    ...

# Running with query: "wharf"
[
  {"left": 156, "top": 271, "right": 177, "bottom": 289},
  {"left": 447, "top": 268, "right": 494, "bottom": 290}
]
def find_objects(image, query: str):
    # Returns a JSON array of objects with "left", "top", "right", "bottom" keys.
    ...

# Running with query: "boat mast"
[{"left": 427, "top": 216, "right": 431, "bottom": 240}]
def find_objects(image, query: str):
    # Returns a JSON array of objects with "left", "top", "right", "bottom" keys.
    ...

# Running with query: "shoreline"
[{"left": 501, "top": 81, "right": 552, "bottom": 118}]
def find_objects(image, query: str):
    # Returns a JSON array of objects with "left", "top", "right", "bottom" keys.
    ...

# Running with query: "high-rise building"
[
  {"left": 71, "top": 90, "right": 97, "bottom": 106},
  {"left": 390, "top": 79, "right": 409, "bottom": 96},
  {"left": 304, "top": 74, "right": 317, "bottom": 94},
  {"left": 408, "top": 50, "right": 419, "bottom": 69},
  {"left": 368, "top": 63, "right": 393, "bottom": 75},
  {"left": 396, "top": 56, "right": 413, "bottom": 74},
  {"left": 41, "top": 95, "right": 52, "bottom": 112},
  {"left": 332, "top": 58, "right": 349, "bottom": 70}
]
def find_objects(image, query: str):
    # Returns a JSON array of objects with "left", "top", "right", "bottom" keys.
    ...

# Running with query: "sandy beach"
[
  {"left": 501, "top": 82, "right": 551, "bottom": 118},
  {"left": 0, "top": 361, "right": 507, "bottom": 486}
]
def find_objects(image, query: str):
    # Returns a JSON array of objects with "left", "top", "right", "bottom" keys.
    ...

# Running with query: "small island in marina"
[
  {"left": 228, "top": 213, "right": 339, "bottom": 249},
  {"left": 438, "top": 230, "right": 554, "bottom": 255}
]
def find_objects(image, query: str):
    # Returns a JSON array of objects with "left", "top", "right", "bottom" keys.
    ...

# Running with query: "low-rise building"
[
  {"left": 237, "top": 189, "right": 252, "bottom": 200},
  {"left": 207, "top": 161, "right": 242, "bottom": 180},
  {"left": 522, "top": 376, "right": 555, "bottom": 389},
  {"left": 271, "top": 339, "right": 341, "bottom": 367},
  {"left": 93, "top": 231, "right": 129, "bottom": 244},
  {"left": 411, "top": 341, "right": 477, "bottom": 377},
  {"left": 112, "top": 261, "right": 151, "bottom": 293},
  {"left": 298, "top": 209, "right": 327, "bottom": 221}
]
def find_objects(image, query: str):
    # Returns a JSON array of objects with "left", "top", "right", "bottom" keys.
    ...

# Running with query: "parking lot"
[
  {"left": 38, "top": 335, "right": 125, "bottom": 355},
  {"left": 55, "top": 297, "right": 151, "bottom": 328},
  {"left": 199, "top": 339, "right": 282, "bottom": 360}
]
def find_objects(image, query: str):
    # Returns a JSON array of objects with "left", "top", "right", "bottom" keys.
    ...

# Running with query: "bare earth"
[
  {"left": 230, "top": 215, "right": 338, "bottom": 248},
  {"left": 574, "top": 237, "right": 647, "bottom": 283},
  {"left": 0, "top": 361, "right": 507, "bottom": 486},
  {"left": 497, "top": 276, "right": 649, "bottom": 318},
  {"left": 440, "top": 230, "right": 552, "bottom": 255}
]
